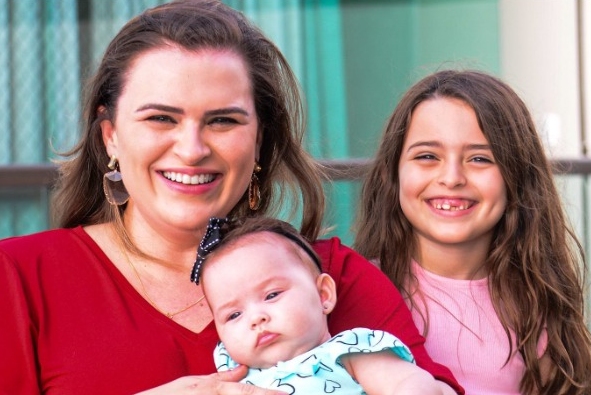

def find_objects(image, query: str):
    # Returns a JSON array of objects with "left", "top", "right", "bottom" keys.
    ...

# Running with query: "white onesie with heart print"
[{"left": 213, "top": 327, "right": 415, "bottom": 395}]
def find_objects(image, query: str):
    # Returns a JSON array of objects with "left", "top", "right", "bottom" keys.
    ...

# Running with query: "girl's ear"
[
  {"left": 316, "top": 273, "right": 337, "bottom": 315},
  {"left": 99, "top": 106, "right": 118, "bottom": 157}
]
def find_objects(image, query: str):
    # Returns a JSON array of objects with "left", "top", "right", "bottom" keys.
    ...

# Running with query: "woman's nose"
[{"left": 173, "top": 125, "right": 211, "bottom": 164}]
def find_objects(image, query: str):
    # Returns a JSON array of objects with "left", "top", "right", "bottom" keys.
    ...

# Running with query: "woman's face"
[{"left": 102, "top": 47, "right": 260, "bottom": 241}]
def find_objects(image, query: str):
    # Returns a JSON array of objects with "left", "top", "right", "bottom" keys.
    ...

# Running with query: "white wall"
[{"left": 499, "top": 0, "right": 582, "bottom": 157}]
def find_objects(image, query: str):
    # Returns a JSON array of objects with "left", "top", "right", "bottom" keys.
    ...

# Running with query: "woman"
[{"left": 0, "top": 1, "right": 461, "bottom": 394}]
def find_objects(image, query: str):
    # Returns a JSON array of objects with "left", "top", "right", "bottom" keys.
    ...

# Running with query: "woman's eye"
[
  {"left": 208, "top": 117, "right": 238, "bottom": 125},
  {"left": 147, "top": 114, "right": 176, "bottom": 123},
  {"left": 265, "top": 291, "right": 281, "bottom": 301},
  {"left": 227, "top": 311, "right": 241, "bottom": 321}
]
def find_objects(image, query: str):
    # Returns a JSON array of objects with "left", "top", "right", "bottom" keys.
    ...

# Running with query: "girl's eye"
[
  {"left": 147, "top": 114, "right": 176, "bottom": 123},
  {"left": 470, "top": 156, "right": 494, "bottom": 164},
  {"left": 265, "top": 291, "right": 281, "bottom": 301},
  {"left": 415, "top": 154, "right": 437, "bottom": 161}
]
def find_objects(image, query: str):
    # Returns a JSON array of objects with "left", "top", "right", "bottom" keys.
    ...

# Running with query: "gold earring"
[
  {"left": 248, "top": 162, "right": 262, "bottom": 210},
  {"left": 103, "top": 155, "right": 130, "bottom": 205}
]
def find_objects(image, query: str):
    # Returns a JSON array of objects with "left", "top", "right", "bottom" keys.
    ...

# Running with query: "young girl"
[
  {"left": 354, "top": 69, "right": 591, "bottom": 394},
  {"left": 191, "top": 217, "right": 458, "bottom": 395}
]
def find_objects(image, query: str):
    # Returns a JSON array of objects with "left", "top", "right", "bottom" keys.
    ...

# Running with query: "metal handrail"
[{"left": 0, "top": 158, "right": 591, "bottom": 188}]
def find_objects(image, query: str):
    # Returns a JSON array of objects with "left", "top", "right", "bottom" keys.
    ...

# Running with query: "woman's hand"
[{"left": 135, "top": 365, "right": 287, "bottom": 394}]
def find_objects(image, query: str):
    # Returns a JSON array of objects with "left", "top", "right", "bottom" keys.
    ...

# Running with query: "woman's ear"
[
  {"left": 254, "top": 127, "right": 263, "bottom": 162},
  {"left": 316, "top": 273, "right": 337, "bottom": 315},
  {"left": 98, "top": 106, "right": 118, "bottom": 157}
]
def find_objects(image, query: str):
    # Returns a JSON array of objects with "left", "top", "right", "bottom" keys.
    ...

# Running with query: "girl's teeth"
[{"left": 434, "top": 203, "right": 468, "bottom": 211}]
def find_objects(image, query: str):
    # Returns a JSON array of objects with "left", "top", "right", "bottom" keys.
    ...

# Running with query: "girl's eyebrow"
[
  {"left": 406, "top": 141, "right": 440, "bottom": 151},
  {"left": 135, "top": 103, "right": 250, "bottom": 117},
  {"left": 465, "top": 144, "right": 492, "bottom": 151},
  {"left": 406, "top": 141, "right": 492, "bottom": 151}
]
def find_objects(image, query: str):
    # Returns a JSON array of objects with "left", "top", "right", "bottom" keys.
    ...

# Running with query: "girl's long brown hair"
[
  {"left": 52, "top": 0, "right": 324, "bottom": 245},
  {"left": 354, "top": 69, "right": 591, "bottom": 394}
]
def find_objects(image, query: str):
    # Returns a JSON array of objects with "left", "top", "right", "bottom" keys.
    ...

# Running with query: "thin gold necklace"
[{"left": 122, "top": 249, "right": 205, "bottom": 320}]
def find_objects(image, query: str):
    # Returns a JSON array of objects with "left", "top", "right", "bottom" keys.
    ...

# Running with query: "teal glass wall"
[{"left": 0, "top": 0, "right": 500, "bottom": 244}]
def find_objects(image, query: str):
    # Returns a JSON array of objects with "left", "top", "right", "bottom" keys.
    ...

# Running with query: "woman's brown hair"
[
  {"left": 354, "top": 69, "right": 591, "bottom": 394},
  {"left": 52, "top": 0, "right": 324, "bottom": 243}
]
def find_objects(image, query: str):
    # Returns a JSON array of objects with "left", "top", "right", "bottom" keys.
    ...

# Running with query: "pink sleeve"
[
  {"left": 313, "top": 237, "right": 464, "bottom": 395},
  {"left": 0, "top": 248, "right": 41, "bottom": 395}
]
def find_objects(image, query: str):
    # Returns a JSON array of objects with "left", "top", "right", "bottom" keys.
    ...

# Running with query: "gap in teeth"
[{"left": 434, "top": 203, "right": 468, "bottom": 211}]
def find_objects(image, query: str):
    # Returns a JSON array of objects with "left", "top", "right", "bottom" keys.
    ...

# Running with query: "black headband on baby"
[{"left": 190, "top": 217, "right": 323, "bottom": 285}]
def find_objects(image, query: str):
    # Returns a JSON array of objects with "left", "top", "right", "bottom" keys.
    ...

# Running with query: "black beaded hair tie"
[
  {"left": 190, "top": 217, "right": 322, "bottom": 285},
  {"left": 190, "top": 217, "right": 229, "bottom": 285}
]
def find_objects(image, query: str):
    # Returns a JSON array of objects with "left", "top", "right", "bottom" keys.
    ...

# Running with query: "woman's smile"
[{"left": 101, "top": 46, "right": 260, "bottom": 239}]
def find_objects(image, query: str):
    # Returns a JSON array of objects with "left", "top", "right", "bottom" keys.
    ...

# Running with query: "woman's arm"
[
  {"left": 135, "top": 366, "right": 287, "bottom": 395},
  {"left": 0, "top": 249, "right": 41, "bottom": 395}
]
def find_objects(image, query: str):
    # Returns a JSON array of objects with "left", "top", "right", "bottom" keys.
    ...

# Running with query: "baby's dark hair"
[{"left": 191, "top": 217, "right": 322, "bottom": 285}]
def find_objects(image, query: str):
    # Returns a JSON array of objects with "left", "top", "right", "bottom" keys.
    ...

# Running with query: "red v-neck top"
[{"left": 0, "top": 226, "right": 462, "bottom": 394}]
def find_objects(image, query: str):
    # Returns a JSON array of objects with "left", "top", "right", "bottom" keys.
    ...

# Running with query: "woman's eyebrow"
[
  {"left": 135, "top": 104, "right": 250, "bottom": 117},
  {"left": 204, "top": 107, "right": 250, "bottom": 117},
  {"left": 136, "top": 103, "right": 184, "bottom": 114}
]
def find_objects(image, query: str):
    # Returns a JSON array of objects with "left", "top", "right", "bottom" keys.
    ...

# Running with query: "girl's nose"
[
  {"left": 438, "top": 160, "right": 467, "bottom": 188},
  {"left": 173, "top": 125, "right": 211, "bottom": 164}
]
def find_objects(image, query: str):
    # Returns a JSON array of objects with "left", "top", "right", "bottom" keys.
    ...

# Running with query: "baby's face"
[{"left": 203, "top": 232, "right": 331, "bottom": 368}]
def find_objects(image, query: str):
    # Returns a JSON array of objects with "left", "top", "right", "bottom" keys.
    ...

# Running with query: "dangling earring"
[
  {"left": 248, "top": 162, "right": 262, "bottom": 211},
  {"left": 103, "top": 155, "right": 130, "bottom": 205}
]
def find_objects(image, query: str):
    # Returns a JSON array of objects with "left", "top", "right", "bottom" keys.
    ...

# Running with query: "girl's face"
[
  {"left": 203, "top": 233, "right": 334, "bottom": 368},
  {"left": 101, "top": 47, "right": 260, "bottom": 244},
  {"left": 398, "top": 97, "right": 507, "bottom": 272}
]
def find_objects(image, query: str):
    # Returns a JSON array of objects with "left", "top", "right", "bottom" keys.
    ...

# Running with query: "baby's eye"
[
  {"left": 227, "top": 311, "right": 241, "bottom": 321},
  {"left": 265, "top": 291, "right": 282, "bottom": 301}
]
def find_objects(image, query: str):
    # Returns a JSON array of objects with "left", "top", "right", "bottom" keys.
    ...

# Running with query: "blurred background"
[{"left": 0, "top": 0, "right": 589, "bottom": 266}]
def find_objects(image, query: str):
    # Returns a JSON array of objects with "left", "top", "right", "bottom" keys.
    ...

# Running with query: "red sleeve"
[
  {"left": 0, "top": 247, "right": 41, "bottom": 395},
  {"left": 313, "top": 237, "right": 464, "bottom": 395}
]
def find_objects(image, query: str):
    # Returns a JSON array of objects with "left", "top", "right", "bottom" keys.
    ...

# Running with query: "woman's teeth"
[{"left": 162, "top": 171, "right": 215, "bottom": 185}]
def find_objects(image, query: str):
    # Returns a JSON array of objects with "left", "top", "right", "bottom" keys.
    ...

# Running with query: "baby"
[{"left": 191, "top": 217, "right": 450, "bottom": 395}]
